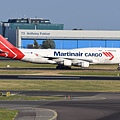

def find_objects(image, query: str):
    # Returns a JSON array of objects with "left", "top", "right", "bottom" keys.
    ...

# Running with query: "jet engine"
[
  {"left": 73, "top": 60, "right": 89, "bottom": 68},
  {"left": 63, "top": 59, "right": 72, "bottom": 66},
  {"left": 80, "top": 61, "right": 89, "bottom": 67}
]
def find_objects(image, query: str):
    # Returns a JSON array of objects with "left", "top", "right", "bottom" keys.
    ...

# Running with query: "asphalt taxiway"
[
  {"left": 0, "top": 75, "right": 120, "bottom": 80},
  {"left": 1, "top": 91, "right": 120, "bottom": 120}
]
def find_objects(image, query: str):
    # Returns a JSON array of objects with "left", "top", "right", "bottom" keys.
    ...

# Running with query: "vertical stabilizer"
[{"left": 0, "top": 35, "right": 24, "bottom": 59}]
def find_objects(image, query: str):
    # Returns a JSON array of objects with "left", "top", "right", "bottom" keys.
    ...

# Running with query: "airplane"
[{"left": 0, "top": 35, "right": 120, "bottom": 69}]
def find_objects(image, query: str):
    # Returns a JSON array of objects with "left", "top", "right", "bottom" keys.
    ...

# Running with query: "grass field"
[
  {"left": 1, "top": 69, "right": 120, "bottom": 76},
  {"left": 0, "top": 95, "right": 62, "bottom": 101},
  {"left": 59, "top": 70, "right": 120, "bottom": 76},
  {"left": 0, "top": 80, "right": 120, "bottom": 92},
  {"left": 0, "top": 60, "right": 56, "bottom": 68},
  {"left": 0, "top": 108, "right": 18, "bottom": 120}
]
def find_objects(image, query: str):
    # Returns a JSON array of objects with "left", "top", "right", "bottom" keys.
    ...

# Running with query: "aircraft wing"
[
  {"left": 43, "top": 56, "right": 99, "bottom": 68},
  {"left": 46, "top": 57, "right": 93, "bottom": 62}
]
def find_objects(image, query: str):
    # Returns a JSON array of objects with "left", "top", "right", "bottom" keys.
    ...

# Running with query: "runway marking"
[
  {"left": 35, "top": 108, "right": 58, "bottom": 120},
  {"left": 72, "top": 96, "right": 106, "bottom": 101}
]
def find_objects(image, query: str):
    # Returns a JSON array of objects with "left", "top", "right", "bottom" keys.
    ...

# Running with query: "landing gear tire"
[
  {"left": 56, "top": 65, "right": 71, "bottom": 69},
  {"left": 117, "top": 64, "right": 120, "bottom": 70}
]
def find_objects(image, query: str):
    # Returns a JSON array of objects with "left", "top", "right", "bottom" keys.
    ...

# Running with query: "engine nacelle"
[
  {"left": 81, "top": 61, "right": 89, "bottom": 68},
  {"left": 63, "top": 59, "right": 72, "bottom": 66},
  {"left": 72, "top": 60, "right": 89, "bottom": 68},
  {"left": 73, "top": 61, "right": 89, "bottom": 68}
]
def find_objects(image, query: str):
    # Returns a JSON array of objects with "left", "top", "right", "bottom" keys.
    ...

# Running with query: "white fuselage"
[{"left": 19, "top": 48, "right": 120, "bottom": 65}]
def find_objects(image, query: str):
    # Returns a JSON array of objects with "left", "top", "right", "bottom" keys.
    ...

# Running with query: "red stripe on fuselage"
[
  {"left": 102, "top": 52, "right": 114, "bottom": 60},
  {"left": 103, "top": 52, "right": 110, "bottom": 57},
  {"left": 108, "top": 52, "right": 114, "bottom": 60}
]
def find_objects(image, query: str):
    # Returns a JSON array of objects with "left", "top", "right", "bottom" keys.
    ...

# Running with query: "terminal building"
[{"left": 1, "top": 18, "right": 120, "bottom": 49}]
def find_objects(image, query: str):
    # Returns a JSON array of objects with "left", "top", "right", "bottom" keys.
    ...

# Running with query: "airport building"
[
  {"left": 1, "top": 18, "right": 120, "bottom": 49},
  {"left": 16, "top": 29, "right": 120, "bottom": 49}
]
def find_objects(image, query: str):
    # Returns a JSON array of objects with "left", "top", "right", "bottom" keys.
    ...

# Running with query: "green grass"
[
  {"left": 0, "top": 70, "right": 41, "bottom": 74},
  {"left": 0, "top": 69, "right": 120, "bottom": 76},
  {"left": 59, "top": 70, "right": 120, "bottom": 76},
  {"left": 0, "top": 95, "right": 62, "bottom": 101},
  {"left": 0, "top": 80, "right": 120, "bottom": 92},
  {"left": 0, "top": 108, "right": 18, "bottom": 120},
  {"left": 0, "top": 60, "right": 56, "bottom": 68}
]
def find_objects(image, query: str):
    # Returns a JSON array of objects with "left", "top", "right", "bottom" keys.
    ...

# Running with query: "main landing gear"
[
  {"left": 56, "top": 64, "right": 71, "bottom": 69},
  {"left": 117, "top": 64, "right": 120, "bottom": 70}
]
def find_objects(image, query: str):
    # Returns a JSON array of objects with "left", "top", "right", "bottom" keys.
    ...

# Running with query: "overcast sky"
[{"left": 1, "top": 0, "right": 120, "bottom": 30}]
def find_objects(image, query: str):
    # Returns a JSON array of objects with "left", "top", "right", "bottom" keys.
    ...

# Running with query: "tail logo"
[
  {"left": 0, "top": 41, "right": 17, "bottom": 59},
  {"left": 0, "top": 35, "right": 25, "bottom": 60},
  {"left": 102, "top": 52, "right": 114, "bottom": 60}
]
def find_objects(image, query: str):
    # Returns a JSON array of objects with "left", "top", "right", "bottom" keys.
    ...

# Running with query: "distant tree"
[
  {"left": 72, "top": 28, "right": 78, "bottom": 30},
  {"left": 41, "top": 39, "right": 55, "bottom": 49},
  {"left": 72, "top": 28, "right": 83, "bottom": 30},
  {"left": 33, "top": 39, "right": 39, "bottom": 49}
]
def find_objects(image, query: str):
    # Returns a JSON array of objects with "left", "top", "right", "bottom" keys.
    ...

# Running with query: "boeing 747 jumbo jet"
[{"left": 0, "top": 35, "right": 120, "bottom": 69}]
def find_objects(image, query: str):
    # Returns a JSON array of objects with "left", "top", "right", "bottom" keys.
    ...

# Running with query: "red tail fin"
[{"left": 0, "top": 35, "right": 24, "bottom": 59}]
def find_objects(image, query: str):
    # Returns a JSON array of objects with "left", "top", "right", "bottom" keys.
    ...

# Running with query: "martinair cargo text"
[{"left": 0, "top": 35, "right": 120, "bottom": 69}]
